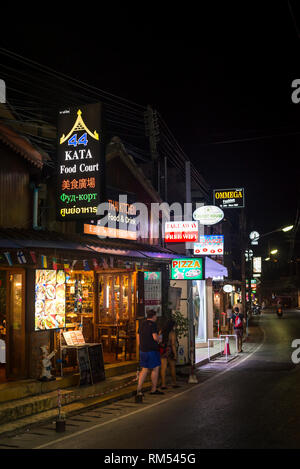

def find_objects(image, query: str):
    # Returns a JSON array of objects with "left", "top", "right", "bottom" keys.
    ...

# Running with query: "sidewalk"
[{"left": 0, "top": 320, "right": 264, "bottom": 439}]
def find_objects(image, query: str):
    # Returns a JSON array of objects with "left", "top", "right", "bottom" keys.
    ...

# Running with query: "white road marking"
[{"left": 34, "top": 330, "right": 266, "bottom": 449}]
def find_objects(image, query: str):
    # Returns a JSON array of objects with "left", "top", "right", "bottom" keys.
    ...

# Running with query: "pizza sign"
[{"left": 171, "top": 258, "right": 204, "bottom": 280}]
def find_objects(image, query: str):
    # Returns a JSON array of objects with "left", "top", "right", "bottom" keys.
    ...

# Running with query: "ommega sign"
[
  {"left": 213, "top": 188, "right": 245, "bottom": 209},
  {"left": 57, "top": 103, "right": 104, "bottom": 220},
  {"left": 171, "top": 258, "right": 204, "bottom": 280}
]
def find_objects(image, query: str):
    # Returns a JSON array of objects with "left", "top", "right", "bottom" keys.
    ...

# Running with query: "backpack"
[{"left": 234, "top": 314, "right": 243, "bottom": 328}]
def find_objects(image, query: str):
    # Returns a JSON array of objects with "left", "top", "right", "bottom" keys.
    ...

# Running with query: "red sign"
[{"left": 165, "top": 221, "right": 198, "bottom": 243}]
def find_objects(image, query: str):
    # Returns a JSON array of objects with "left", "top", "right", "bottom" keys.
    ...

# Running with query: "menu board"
[
  {"left": 77, "top": 346, "right": 92, "bottom": 386},
  {"left": 88, "top": 344, "right": 105, "bottom": 383},
  {"left": 35, "top": 270, "right": 66, "bottom": 331},
  {"left": 63, "top": 330, "right": 85, "bottom": 346},
  {"left": 144, "top": 271, "right": 162, "bottom": 317}
]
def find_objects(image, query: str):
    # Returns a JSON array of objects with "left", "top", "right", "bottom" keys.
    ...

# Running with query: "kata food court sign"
[
  {"left": 213, "top": 188, "right": 245, "bottom": 209},
  {"left": 57, "top": 103, "right": 103, "bottom": 220},
  {"left": 171, "top": 258, "right": 204, "bottom": 280}
]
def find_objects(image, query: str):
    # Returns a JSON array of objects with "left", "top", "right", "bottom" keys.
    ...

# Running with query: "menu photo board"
[
  {"left": 35, "top": 270, "right": 66, "bottom": 331},
  {"left": 57, "top": 102, "right": 104, "bottom": 221},
  {"left": 213, "top": 188, "right": 245, "bottom": 209},
  {"left": 171, "top": 258, "right": 204, "bottom": 280}
]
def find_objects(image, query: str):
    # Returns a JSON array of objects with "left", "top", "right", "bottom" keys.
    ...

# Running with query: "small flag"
[
  {"left": 4, "top": 252, "right": 13, "bottom": 266},
  {"left": 41, "top": 255, "right": 47, "bottom": 268},
  {"left": 110, "top": 256, "right": 114, "bottom": 268},
  {"left": 52, "top": 258, "right": 58, "bottom": 270},
  {"left": 83, "top": 260, "right": 90, "bottom": 271},
  {"left": 30, "top": 251, "right": 37, "bottom": 264},
  {"left": 92, "top": 258, "right": 99, "bottom": 269},
  {"left": 103, "top": 258, "right": 108, "bottom": 269},
  {"left": 17, "top": 251, "right": 27, "bottom": 264}
]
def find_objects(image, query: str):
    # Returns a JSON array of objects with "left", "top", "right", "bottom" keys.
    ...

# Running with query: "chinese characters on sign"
[
  {"left": 57, "top": 103, "right": 103, "bottom": 220},
  {"left": 193, "top": 235, "right": 224, "bottom": 255}
]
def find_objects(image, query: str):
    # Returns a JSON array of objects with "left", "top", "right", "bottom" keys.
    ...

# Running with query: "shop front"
[
  {"left": 0, "top": 230, "right": 176, "bottom": 382},
  {"left": 0, "top": 267, "right": 26, "bottom": 382}
]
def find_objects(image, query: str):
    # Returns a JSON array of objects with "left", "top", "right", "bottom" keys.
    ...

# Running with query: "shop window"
[
  {"left": 97, "top": 272, "right": 136, "bottom": 363},
  {"left": 65, "top": 271, "right": 94, "bottom": 343}
]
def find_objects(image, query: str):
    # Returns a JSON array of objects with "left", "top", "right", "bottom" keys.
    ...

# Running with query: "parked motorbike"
[{"left": 252, "top": 304, "right": 261, "bottom": 315}]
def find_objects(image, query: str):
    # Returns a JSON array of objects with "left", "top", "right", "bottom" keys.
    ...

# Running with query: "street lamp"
[{"left": 270, "top": 249, "right": 278, "bottom": 255}]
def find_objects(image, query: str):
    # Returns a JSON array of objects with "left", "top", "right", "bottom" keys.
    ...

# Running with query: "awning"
[{"left": 205, "top": 257, "right": 228, "bottom": 279}]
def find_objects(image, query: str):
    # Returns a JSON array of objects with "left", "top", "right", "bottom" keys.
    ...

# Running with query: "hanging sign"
[
  {"left": 223, "top": 284, "right": 233, "bottom": 293},
  {"left": 253, "top": 257, "right": 262, "bottom": 273},
  {"left": 57, "top": 103, "right": 104, "bottom": 221},
  {"left": 165, "top": 221, "right": 198, "bottom": 242},
  {"left": 193, "top": 205, "right": 224, "bottom": 225},
  {"left": 213, "top": 188, "right": 245, "bottom": 209},
  {"left": 171, "top": 258, "right": 204, "bottom": 280},
  {"left": 193, "top": 235, "right": 224, "bottom": 255}
]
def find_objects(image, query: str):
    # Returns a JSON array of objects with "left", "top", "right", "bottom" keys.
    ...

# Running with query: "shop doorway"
[
  {"left": 0, "top": 269, "right": 25, "bottom": 382},
  {"left": 97, "top": 272, "right": 137, "bottom": 363}
]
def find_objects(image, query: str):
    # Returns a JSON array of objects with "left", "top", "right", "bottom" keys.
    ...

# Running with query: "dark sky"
[{"left": 1, "top": 2, "right": 300, "bottom": 235}]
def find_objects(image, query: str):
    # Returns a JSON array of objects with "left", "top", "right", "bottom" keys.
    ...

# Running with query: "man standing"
[
  {"left": 231, "top": 306, "right": 246, "bottom": 353},
  {"left": 136, "top": 310, "right": 164, "bottom": 397}
]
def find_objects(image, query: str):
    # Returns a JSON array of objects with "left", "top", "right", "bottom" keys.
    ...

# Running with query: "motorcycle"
[
  {"left": 276, "top": 306, "right": 283, "bottom": 318},
  {"left": 252, "top": 304, "right": 261, "bottom": 315}
]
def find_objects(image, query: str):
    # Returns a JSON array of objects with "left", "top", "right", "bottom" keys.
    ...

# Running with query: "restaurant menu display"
[
  {"left": 63, "top": 330, "right": 85, "bottom": 346},
  {"left": 35, "top": 270, "right": 66, "bottom": 330},
  {"left": 144, "top": 271, "right": 162, "bottom": 317}
]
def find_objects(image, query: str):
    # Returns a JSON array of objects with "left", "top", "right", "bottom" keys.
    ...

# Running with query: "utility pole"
[
  {"left": 144, "top": 105, "right": 160, "bottom": 193},
  {"left": 240, "top": 209, "right": 247, "bottom": 317}
]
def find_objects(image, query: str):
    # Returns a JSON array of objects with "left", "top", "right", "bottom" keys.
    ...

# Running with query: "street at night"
[
  {"left": 0, "top": 2, "right": 300, "bottom": 458},
  {"left": 0, "top": 309, "right": 299, "bottom": 450}
]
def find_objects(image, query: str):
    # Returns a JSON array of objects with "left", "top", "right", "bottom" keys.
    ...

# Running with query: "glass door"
[{"left": 7, "top": 271, "right": 25, "bottom": 378}]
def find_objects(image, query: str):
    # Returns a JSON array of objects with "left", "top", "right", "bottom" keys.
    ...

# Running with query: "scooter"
[{"left": 276, "top": 307, "right": 283, "bottom": 318}]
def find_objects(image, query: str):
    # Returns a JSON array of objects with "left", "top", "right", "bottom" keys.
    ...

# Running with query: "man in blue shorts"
[{"left": 136, "top": 309, "right": 164, "bottom": 397}]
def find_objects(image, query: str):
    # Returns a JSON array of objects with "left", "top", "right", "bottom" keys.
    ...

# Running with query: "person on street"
[
  {"left": 231, "top": 306, "right": 246, "bottom": 353},
  {"left": 159, "top": 319, "right": 179, "bottom": 389},
  {"left": 136, "top": 310, "right": 164, "bottom": 397}
]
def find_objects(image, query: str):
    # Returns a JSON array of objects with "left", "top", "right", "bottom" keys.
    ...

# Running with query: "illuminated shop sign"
[
  {"left": 165, "top": 221, "right": 198, "bottom": 242},
  {"left": 171, "top": 258, "right": 204, "bottom": 280},
  {"left": 144, "top": 272, "right": 162, "bottom": 317},
  {"left": 253, "top": 257, "right": 262, "bottom": 273},
  {"left": 213, "top": 188, "right": 245, "bottom": 209},
  {"left": 193, "top": 235, "right": 224, "bottom": 255},
  {"left": 193, "top": 205, "right": 224, "bottom": 225},
  {"left": 84, "top": 192, "right": 137, "bottom": 240},
  {"left": 35, "top": 270, "right": 66, "bottom": 331},
  {"left": 57, "top": 103, "right": 103, "bottom": 220}
]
